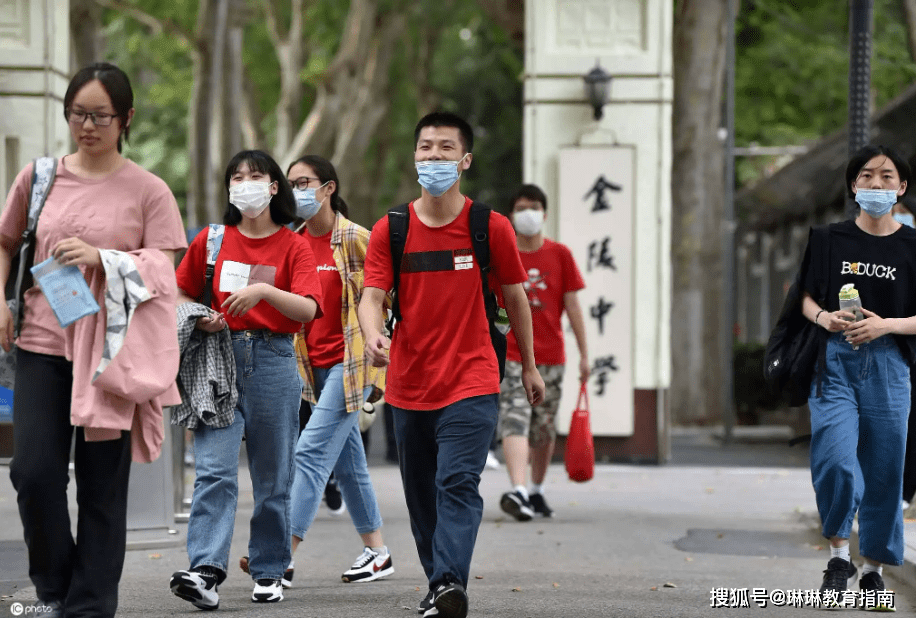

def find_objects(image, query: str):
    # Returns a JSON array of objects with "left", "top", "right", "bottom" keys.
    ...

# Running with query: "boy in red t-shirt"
[
  {"left": 359, "top": 113, "right": 545, "bottom": 618},
  {"left": 498, "top": 184, "right": 589, "bottom": 522}
]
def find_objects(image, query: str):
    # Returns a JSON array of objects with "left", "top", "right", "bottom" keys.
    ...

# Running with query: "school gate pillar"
[
  {"left": 0, "top": 0, "right": 70, "bottom": 460},
  {"left": 524, "top": 0, "right": 673, "bottom": 463}
]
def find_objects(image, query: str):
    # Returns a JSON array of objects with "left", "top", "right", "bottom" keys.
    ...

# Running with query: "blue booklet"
[{"left": 30, "top": 257, "right": 100, "bottom": 328}]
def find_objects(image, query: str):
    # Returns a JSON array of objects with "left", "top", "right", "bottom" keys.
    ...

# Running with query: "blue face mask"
[
  {"left": 293, "top": 183, "right": 327, "bottom": 220},
  {"left": 415, "top": 154, "right": 469, "bottom": 197},
  {"left": 894, "top": 213, "right": 915, "bottom": 228},
  {"left": 855, "top": 188, "right": 899, "bottom": 218}
]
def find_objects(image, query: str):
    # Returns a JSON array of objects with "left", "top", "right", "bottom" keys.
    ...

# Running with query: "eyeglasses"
[
  {"left": 289, "top": 176, "right": 320, "bottom": 190},
  {"left": 66, "top": 109, "right": 117, "bottom": 127}
]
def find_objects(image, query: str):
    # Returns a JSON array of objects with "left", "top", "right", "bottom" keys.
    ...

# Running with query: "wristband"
[{"left": 815, "top": 309, "right": 825, "bottom": 327}]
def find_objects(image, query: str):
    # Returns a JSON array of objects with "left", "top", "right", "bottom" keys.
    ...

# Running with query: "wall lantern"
[{"left": 583, "top": 61, "right": 612, "bottom": 120}]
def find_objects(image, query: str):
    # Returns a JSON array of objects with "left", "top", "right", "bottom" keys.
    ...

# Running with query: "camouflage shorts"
[{"left": 498, "top": 361, "right": 565, "bottom": 446}]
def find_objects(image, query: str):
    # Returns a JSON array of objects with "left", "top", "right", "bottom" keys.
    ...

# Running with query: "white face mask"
[
  {"left": 513, "top": 209, "right": 544, "bottom": 236},
  {"left": 229, "top": 180, "right": 273, "bottom": 219}
]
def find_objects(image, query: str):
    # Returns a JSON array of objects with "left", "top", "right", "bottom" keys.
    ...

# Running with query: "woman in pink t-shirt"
[{"left": 0, "top": 63, "right": 187, "bottom": 617}]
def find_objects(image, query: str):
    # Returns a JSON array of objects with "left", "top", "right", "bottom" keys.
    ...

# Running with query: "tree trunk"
[
  {"left": 71, "top": 0, "right": 104, "bottom": 72},
  {"left": 903, "top": 0, "right": 916, "bottom": 62},
  {"left": 671, "top": 0, "right": 729, "bottom": 425}
]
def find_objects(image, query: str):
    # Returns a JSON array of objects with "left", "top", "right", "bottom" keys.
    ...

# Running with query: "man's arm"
[
  {"left": 358, "top": 286, "right": 391, "bottom": 367},
  {"left": 563, "top": 291, "right": 589, "bottom": 383},
  {"left": 502, "top": 282, "right": 545, "bottom": 405}
]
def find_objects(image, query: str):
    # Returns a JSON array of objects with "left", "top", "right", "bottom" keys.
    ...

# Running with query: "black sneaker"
[
  {"left": 500, "top": 490, "right": 534, "bottom": 521},
  {"left": 427, "top": 581, "right": 468, "bottom": 618},
  {"left": 528, "top": 493, "right": 554, "bottom": 518},
  {"left": 819, "top": 557, "right": 857, "bottom": 607},
  {"left": 324, "top": 475, "right": 346, "bottom": 515},
  {"left": 859, "top": 571, "right": 895, "bottom": 612},
  {"left": 417, "top": 589, "right": 435, "bottom": 614},
  {"left": 170, "top": 566, "right": 222, "bottom": 610}
]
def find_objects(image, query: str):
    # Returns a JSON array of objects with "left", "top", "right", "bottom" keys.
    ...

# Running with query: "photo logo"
[{"left": 11, "top": 602, "right": 23, "bottom": 616}]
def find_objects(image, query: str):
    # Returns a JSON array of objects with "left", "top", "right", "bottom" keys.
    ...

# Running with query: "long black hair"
[
  {"left": 64, "top": 63, "right": 134, "bottom": 153},
  {"left": 223, "top": 150, "right": 296, "bottom": 226},
  {"left": 287, "top": 155, "right": 349, "bottom": 218}
]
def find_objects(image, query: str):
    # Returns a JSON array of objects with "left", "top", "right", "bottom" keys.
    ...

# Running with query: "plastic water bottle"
[
  {"left": 495, "top": 307, "right": 511, "bottom": 335},
  {"left": 839, "top": 283, "right": 864, "bottom": 350}
]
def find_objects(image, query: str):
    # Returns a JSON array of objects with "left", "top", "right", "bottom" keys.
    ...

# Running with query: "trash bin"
[{"left": 126, "top": 409, "right": 183, "bottom": 550}]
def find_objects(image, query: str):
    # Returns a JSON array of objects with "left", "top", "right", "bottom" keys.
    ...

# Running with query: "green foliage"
[
  {"left": 735, "top": 0, "right": 916, "bottom": 187},
  {"left": 94, "top": 0, "right": 524, "bottom": 223}
]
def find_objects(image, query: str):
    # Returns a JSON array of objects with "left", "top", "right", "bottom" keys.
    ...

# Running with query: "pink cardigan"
[{"left": 65, "top": 249, "right": 181, "bottom": 463}]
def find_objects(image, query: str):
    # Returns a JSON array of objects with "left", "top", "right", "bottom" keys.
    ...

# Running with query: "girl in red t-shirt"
[
  {"left": 281, "top": 154, "right": 393, "bottom": 583},
  {"left": 171, "top": 150, "right": 322, "bottom": 608}
]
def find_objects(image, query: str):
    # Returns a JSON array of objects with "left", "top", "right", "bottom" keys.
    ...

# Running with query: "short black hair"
[
  {"left": 223, "top": 150, "right": 296, "bottom": 226},
  {"left": 510, "top": 184, "right": 548, "bottom": 212},
  {"left": 287, "top": 155, "right": 348, "bottom": 218},
  {"left": 845, "top": 144, "right": 911, "bottom": 199},
  {"left": 414, "top": 112, "right": 474, "bottom": 153},
  {"left": 64, "top": 62, "right": 134, "bottom": 152}
]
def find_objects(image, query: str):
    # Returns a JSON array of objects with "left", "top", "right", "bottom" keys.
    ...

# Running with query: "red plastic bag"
[{"left": 565, "top": 382, "right": 594, "bottom": 483}]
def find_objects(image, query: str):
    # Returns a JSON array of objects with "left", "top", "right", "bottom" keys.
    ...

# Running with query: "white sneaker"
[
  {"left": 251, "top": 578, "right": 283, "bottom": 603},
  {"left": 170, "top": 568, "right": 220, "bottom": 610},
  {"left": 485, "top": 450, "right": 500, "bottom": 469},
  {"left": 341, "top": 546, "right": 395, "bottom": 583}
]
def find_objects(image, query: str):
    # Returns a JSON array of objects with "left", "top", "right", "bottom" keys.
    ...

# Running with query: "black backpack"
[
  {"left": 763, "top": 226, "right": 830, "bottom": 406},
  {"left": 387, "top": 201, "right": 507, "bottom": 381}
]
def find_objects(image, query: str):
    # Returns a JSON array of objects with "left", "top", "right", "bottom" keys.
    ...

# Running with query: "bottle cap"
[{"left": 839, "top": 283, "right": 860, "bottom": 301}]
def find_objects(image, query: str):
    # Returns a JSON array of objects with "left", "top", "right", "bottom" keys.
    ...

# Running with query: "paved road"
[{"left": 2, "top": 429, "right": 915, "bottom": 617}]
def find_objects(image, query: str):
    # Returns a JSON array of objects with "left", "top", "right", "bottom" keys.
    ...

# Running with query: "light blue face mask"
[
  {"left": 894, "top": 213, "right": 915, "bottom": 228},
  {"left": 415, "top": 154, "right": 469, "bottom": 197},
  {"left": 855, "top": 188, "right": 899, "bottom": 218},
  {"left": 293, "top": 183, "right": 328, "bottom": 220}
]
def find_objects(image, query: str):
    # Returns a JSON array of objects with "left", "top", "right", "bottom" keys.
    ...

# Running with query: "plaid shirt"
[{"left": 296, "top": 213, "right": 386, "bottom": 413}]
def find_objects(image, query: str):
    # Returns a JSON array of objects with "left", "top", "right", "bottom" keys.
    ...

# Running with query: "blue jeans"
[
  {"left": 392, "top": 394, "right": 498, "bottom": 590},
  {"left": 290, "top": 363, "right": 382, "bottom": 539},
  {"left": 186, "top": 331, "right": 301, "bottom": 580},
  {"left": 808, "top": 333, "right": 909, "bottom": 565}
]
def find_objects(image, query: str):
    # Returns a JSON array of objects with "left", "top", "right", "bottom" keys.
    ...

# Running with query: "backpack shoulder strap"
[
  {"left": 468, "top": 201, "right": 497, "bottom": 322},
  {"left": 201, "top": 224, "right": 225, "bottom": 309},
  {"left": 27, "top": 157, "right": 58, "bottom": 231},
  {"left": 387, "top": 203, "right": 410, "bottom": 325}
]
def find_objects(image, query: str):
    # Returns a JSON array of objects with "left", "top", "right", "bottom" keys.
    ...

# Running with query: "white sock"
[
  {"left": 370, "top": 546, "right": 388, "bottom": 556},
  {"left": 514, "top": 485, "right": 529, "bottom": 500},
  {"left": 287, "top": 559, "right": 294, "bottom": 569},
  {"left": 830, "top": 544, "right": 850, "bottom": 562},
  {"left": 862, "top": 563, "right": 882, "bottom": 576},
  {"left": 529, "top": 483, "right": 543, "bottom": 496}
]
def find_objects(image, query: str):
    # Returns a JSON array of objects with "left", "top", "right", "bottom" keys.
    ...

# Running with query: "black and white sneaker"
[
  {"left": 325, "top": 475, "right": 346, "bottom": 516},
  {"left": 251, "top": 578, "right": 283, "bottom": 603},
  {"left": 170, "top": 566, "right": 221, "bottom": 610},
  {"left": 341, "top": 546, "right": 394, "bottom": 583},
  {"left": 240, "top": 555, "right": 295, "bottom": 588},
  {"left": 417, "top": 588, "right": 435, "bottom": 614},
  {"left": 859, "top": 571, "right": 895, "bottom": 612},
  {"left": 819, "top": 557, "right": 857, "bottom": 608},
  {"left": 424, "top": 581, "right": 468, "bottom": 618},
  {"left": 500, "top": 490, "right": 534, "bottom": 521},
  {"left": 528, "top": 493, "right": 554, "bottom": 518}
]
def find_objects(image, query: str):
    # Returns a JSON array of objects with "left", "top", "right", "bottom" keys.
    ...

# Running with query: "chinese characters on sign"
[{"left": 558, "top": 147, "right": 634, "bottom": 436}]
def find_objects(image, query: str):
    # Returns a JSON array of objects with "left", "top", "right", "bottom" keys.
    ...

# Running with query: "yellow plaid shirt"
[{"left": 295, "top": 213, "right": 386, "bottom": 413}]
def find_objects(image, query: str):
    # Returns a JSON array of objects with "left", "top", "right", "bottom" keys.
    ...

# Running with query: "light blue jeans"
[
  {"left": 290, "top": 363, "right": 382, "bottom": 540},
  {"left": 808, "top": 333, "right": 909, "bottom": 565},
  {"left": 186, "top": 331, "right": 301, "bottom": 580}
]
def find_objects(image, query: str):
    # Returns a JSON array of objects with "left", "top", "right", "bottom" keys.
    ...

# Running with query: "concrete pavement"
[{"left": 1, "top": 432, "right": 916, "bottom": 617}]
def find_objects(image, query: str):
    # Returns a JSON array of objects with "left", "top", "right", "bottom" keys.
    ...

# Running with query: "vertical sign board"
[{"left": 557, "top": 147, "right": 634, "bottom": 436}]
